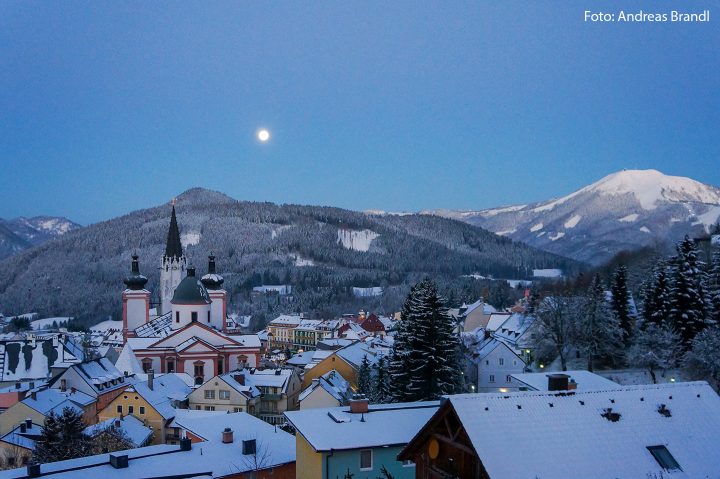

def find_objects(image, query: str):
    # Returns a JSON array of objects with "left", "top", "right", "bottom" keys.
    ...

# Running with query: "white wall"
[{"left": 477, "top": 345, "right": 525, "bottom": 392}]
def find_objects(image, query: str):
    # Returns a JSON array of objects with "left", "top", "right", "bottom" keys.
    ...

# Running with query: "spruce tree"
[
  {"left": 668, "top": 236, "right": 708, "bottom": 347},
  {"left": 33, "top": 407, "right": 92, "bottom": 464},
  {"left": 610, "top": 265, "right": 634, "bottom": 343},
  {"left": 372, "top": 355, "right": 391, "bottom": 404},
  {"left": 577, "top": 274, "right": 623, "bottom": 371},
  {"left": 388, "top": 284, "right": 417, "bottom": 402},
  {"left": 706, "top": 246, "right": 720, "bottom": 326},
  {"left": 641, "top": 262, "right": 671, "bottom": 328},
  {"left": 356, "top": 355, "right": 373, "bottom": 398},
  {"left": 390, "top": 279, "right": 462, "bottom": 402}
]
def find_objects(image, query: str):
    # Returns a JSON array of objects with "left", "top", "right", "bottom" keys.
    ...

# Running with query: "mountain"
[
  {"left": 431, "top": 169, "right": 720, "bottom": 264},
  {"left": 0, "top": 188, "right": 579, "bottom": 321},
  {"left": 0, "top": 216, "right": 81, "bottom": 260}
]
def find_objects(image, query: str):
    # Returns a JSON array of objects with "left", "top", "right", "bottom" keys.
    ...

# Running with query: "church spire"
[{"left": 165, "top": 203, "right": 183, "bottom": 258}]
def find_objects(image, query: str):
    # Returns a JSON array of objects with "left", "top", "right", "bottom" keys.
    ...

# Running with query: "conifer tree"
[
  {"left": 610, "top": 265, "right": 634, "bottom": 342},
  {"left": 577, "top": 274, "right": 623, "bottom": 371},
  {"left": 706, "top": 246, "right": 720, "bottom": 326},
  {"left": 388, "top": 284, "right": 417, "bottom": 402},
  {"left": 668, "top": 236, "right": 708, "bottom": 346},
  {"left": 641, "top": 262, "right": 672, "bottom": 328},
  {"left": 356, "top": 354, "right": 373, "bottom": 398},
  {"left": 33, "top": 407, "right": 92, "bottom": 464},
  {"left": 390, "top": 279, "right": 462, "bottom": 402},
  {"left": 371, "top": 355, "right": 391, "bottom": 404}
]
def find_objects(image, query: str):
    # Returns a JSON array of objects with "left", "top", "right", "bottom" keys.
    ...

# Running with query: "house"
[
  {"left": 0, "top": 335, "right": 81, "bottom": 388},
  {"left": 511, "top": 370, "right": 619, "bottom": 392},
  {"left": 0, "top": 417, "right": 296, "bottom": 479},
  {"left": 98, "top": 372, "right": 191, "bottom": 445},
  {"left": 189, "top": 368, "right": 301, "bottom": 425},
  {"left": 471, "top": 337, "right": 526, "bottom": 392},
  {"left": 0, "top": 381, "right": 47, "bottom": 414},
  {"left": 266, "top": 315, "right": 303, "bottom": 350},
  {"left": 52, "top": 357, "right": 135, "bottom": 414},
  {"left": 359, "top": 313, "right": 386, "bottom": 337},
  {"left": 460, "top": 300, "right": 497, "bottom": 332},
  {"left": 0, "top": 387, "right": 95, "bottom": 436},
  {"left": 188, "top": 371, "right": 260, "bottom": 415},
  {"left": 301, "top": 341, "right": 385, "bottom": 390},
  {"left": 492, "top": 312, "right": 535, "bottom": 359},
  {"left": 285, "top": 397, "right": 439, "bottom": 479},
  {"left": 484, "top": 312, "right": 511, "bottom": 333},
  {"left": 83, "top": 415, "right": 154, "bottom": 448},
  {"left": 399, "top": 382, "right": 720, "bottom": 478},
  {"left": 298, "top": 369, "right": 352, "bottom": 410},
  {"left": 0, "top": 419, "right": 41, "bottom": 468}
]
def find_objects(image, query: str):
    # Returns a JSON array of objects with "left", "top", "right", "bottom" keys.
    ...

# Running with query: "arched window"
[
  {"left": 193, "top": 361, "right": 205, "bottom": 385},
  {"left": 142, "top": 358, "right": 153, "bottom": 373},
  {"left": 167, "top": 358, "right": 175, "bottom": 373}
]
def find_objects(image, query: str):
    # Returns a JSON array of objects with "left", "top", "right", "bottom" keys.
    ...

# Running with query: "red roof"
[{"left": 360, "top": 314, "right": 385, "bottom": 333}]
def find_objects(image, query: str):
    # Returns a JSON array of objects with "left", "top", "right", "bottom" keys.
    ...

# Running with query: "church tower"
[
  {"left": 160, "top": 203, "right": 187, "bottom": 315},
  {"left": 122, "top": 254, "right": 150, "bottom": 341}
]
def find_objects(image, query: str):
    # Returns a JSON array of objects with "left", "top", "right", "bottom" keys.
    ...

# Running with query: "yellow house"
[
  {"left": 300, "top": 342, "right": 383, "bottom": 390},
  {"left": 98, "top": 373, "right": 190, "bottom": 445}
]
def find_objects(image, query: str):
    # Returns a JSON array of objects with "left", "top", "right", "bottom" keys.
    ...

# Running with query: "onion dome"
[
  {"left": 201, "top": 253, "right": 224, "bottom": 290},
  {"left": 123, "top": 255, "right": 148, "bottom": 290},
  {"left": 171, "top": 266, "right": 211, "bottom": 305}
]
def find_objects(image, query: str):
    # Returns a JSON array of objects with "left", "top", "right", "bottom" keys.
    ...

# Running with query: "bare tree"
[{"left": 530, "top": 295, "right": 581, "bottom": 371}]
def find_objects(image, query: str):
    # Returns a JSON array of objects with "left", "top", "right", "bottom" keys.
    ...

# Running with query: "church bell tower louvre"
[{"left": 160, "top": 200, "right": 187, "bottom": 315}]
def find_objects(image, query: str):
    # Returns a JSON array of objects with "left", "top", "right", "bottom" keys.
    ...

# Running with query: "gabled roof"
[
  {"left": 125, "top": 374, "right": 192, "bottom": 420},
  {"left": 70, "top": 358, "right": 129, "bottom": 395},
  {"left": 419, "top": 382, "right": 720, "bottom": 478},
  {"left": 146, "top": 322, "right": 244, "bottom": 349},
  {"left": 298, "top": 369, "right": 350, "bottom": 403},
  {"left": 0, "top": 422, "right": 43, "bottom": 450},
  {"left": 334, "top": 341, "right": 384, "bottom": 369},
  {"left": 115, "top": 343, "right": 144, "bottom": 376},
  {"left": 84, "top": 415, "right": 153, "bottom": 447},
  {"left": 21, "top": 388, "right": 94, "bottom": 415},
  {"left": 285, "top": 401, "right": 439, "bottom": 452},
  {"left": 215, "top": 372, "right": 260, "bottom": 398}
]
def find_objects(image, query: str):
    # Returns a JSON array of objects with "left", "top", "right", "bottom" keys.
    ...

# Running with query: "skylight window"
[{"left": 647, "top": 445, "right": 682, "bottom": 472}]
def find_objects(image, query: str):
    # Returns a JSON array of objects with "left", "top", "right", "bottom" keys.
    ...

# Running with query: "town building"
[
  {"left": 52, "top": 357, "right": 134, "bottom": 415},
  {"left": 285, "top": 397, "right": 439, "bottom": 479},
  {"left": 188, "top": 371, "right": 260, "bottom": 414},
  {"left": 459, "top": 300, "right": 497, "bottom": 332},
  {"left": 399, "top": 381, "right": 720, "bottom": 478},
  {"left": 298, "top": 369, "right": 351, "bottom": 410},
  {"left": 98, "top": 372, "right": 191, "bottom": 445},
  {"left": 470, "top": 337, "right": 526, "bottom": 392},
  {"left": 0, "top": 387, "right": 95, "bottom": 436},
  {"left": 300, "top": 341, "right": 386, "bottom": 390}
]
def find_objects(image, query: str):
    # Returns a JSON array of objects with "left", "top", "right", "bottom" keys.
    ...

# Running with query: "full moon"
[{"left": 257, "top": 129, "right": 270, "bottom": 142}]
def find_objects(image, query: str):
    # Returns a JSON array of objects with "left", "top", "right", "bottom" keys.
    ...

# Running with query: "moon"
[{"left": 257, "top": 129, "right": 270, "bottom": 142}]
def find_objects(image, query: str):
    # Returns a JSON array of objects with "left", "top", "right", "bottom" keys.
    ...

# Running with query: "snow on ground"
[
  {"left": 352, "top": 287, "right": 383, "bottom": 298},
  {"left": 549, "top": 232, "right": 565, "bottom": 241},
  {"left": 696, "top": 205, "right": 720, "bottom": 230},
  {"left": 180, "top": 232, "right": 200, "bottom": 247},
  {"left": 530, "top": 223, "right": 543, "bottom": 232},
  {"left": 618, "top": 213, "right": 639, "bottom": 222},
  {"left": 563, "top": 215, "right": 581, "bottom": 228},
  {"left": 479, "top": 204, "right": 528, "bottom": 217},
  {"left": 270, "top": 225, "right": 291, "bottom": 239},
  {"left": 294, "top": 255, "right": 315, "bottom": 266},
  {"left": 533, "top": 269, "right": 563, "bottom": 278},
  {"left": 537, "top": 231, "right": 546, "bottom": 237},
  {"left": 596, "top": 369, "right": 687, "bottom": 386},
  {"left": 89, "top": 319, "right": 124, "bottom": 332},
  {"left": 31, "top": 317, "right": 71, "bottom": 330},
  {"left": 495, "top": 229, "right": 516, "bottom": 236},
  {"left": 639, "top": 226, "right": 651, "bottom": 233},
  {"left": 337, "top": 229, "right": 379, "bottom": 252}
]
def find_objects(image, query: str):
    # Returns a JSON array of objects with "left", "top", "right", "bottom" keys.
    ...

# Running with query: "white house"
[{"left": 473, "top": 338, "right": 526, "bottom": 392}]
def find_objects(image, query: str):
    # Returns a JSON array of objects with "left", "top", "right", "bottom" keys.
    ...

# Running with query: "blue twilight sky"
[{"left": 0, "top": 1, "right": 718, "bottom": 225}]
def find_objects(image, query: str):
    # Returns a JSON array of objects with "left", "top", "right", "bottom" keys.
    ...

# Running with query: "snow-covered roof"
[
  {"left": 493, "top": 313, "right": 535, "bottom": 348},
  {"left": 168, "top": 408, "right": 227, "bottom": 428},
  {"left": 225, "top": 334, "right": 261, "bottom": 348},
  {"left": 70, "top": 358, "right": 128, "bottom": 394},
  {"left": 472, "top": 337, "right": 521, "bottom": 363},
  {"left": 463, "top": 299, "right": 497, "bottom": 317},
  {"left": 486, "top": 312, "right": 511, "bottom": 332},
  {"left": 444, "top": 382, "right": 720, "bottom": 478},
  {"left": 511, "top": 370, "right": 620, "bottom": 391},
  {"left": 0, "top": 417, "right": 295, "bottom": 478},
  {"left": 128, "top": 374, "right": 192, "bottom": 420},
  {"left": 114, "top": 343, "right": 144, "bottom": 376},
  {"left": 335, "top": 341, "right": 384, "bottom": 369},
  {"left": 0, "top": 422, "right": 43, "bottom": 450},
  {"left": 83, "top": 415, "right": 153, "bottom": 447},
  {"left": 0, "top": 336, "right": 81, "bottom": 381},
  {"left": 316, "top": 338, "right": 354, "bottom": 350},
  {"left": 298, "top": 369, "right": 350, "bottom": 403},
  {"left": 285, "top": 401, "right": 439, "bottom": 452},
  {"left": 286, "top": 350, "right": 316, "bottom": 367},
  {"left": 216, "top": 372, "right": 260, "bottom": 398},
  {"left": 268, "top": 314, "right": 303, "bottom": 326},
  {"left": 22, "top": 388, "right": 94, "bottom": 415}
]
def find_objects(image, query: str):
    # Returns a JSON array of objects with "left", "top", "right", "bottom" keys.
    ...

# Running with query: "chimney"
[
  {"left": 114, "top": 418, "right": 121, "bottom": 428},
  {"left": 179, "top": 437, "right": 192, "bottom": 451},
  {"left": 29, "top": 382, "right": 34, "bottom": 389},
  {"left": 26, "top": 464, "right": 40, "bottom": 478},
  {"left": 148, "top": 370, "right": 154, "bottom": 391},
  {"left": 25, "top": 419, "right": 32, "bottom": 429},
  {"left": 109, "top": 453, "right": 129, "bottom": 469},
  {"left": 60, "top": 379, "right": 67, "bottom": 392},
  {"left": 30, "top": 391, "right": 37, "bottom": 401},
  {"left": 222, "top": 427, "right": 233, "bottom": 443},
  {"left": 20, "top": 423, "right": 27, "bottom": 433},
  {"left": 274, "top": 369, "right": 281, "bottom": 376},
  {"left": 350, "top": 395, "right": 369, "bottom": 414},
  {"left": 15, "top": 382, "right": 20, "bottom": 389},
  {"left": 234, "top": 374, "right": 245, "bottom": 386},
  {"left": 548, "top": 374, "right": 570, "bottom": 391}
]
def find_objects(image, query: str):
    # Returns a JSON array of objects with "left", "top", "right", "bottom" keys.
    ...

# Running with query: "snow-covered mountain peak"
[{"left": 584, "top": 169, "right": 720, "bottom": 210}]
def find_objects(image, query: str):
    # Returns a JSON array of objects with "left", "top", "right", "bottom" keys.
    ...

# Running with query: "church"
[{"left": 118, "top": 204, "right": 261, "bottom": 384}]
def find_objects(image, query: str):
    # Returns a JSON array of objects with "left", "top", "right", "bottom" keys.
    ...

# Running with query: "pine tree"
[
  {"left": 577, "top": 274, "right": 623, "bottom": 371},
  {"left": 610, "top": 265, "right": 634, "bottom": 342},
  {"left": 357, "top": 355, "right": 373, "bottom": 398},
  {"left": 706, "top": 246, "right": 720, "bottom": 327},
  {"left": 668, "top": 236, "right": 708, "bottom": 347},
  {"left": 372, "top": 355, "right": 391, "bottom": 404},
  {"left": 33, "top": 407, "right": 93, "bottom": 464},
  {"left": 641, "top": 262, "right": 671, "bottom": 328},
  {"left": 388, "top": 284, "right": 417, "bottom": 402},
  {"left": 390, "top": 279, "right": 462, "bottom": 402}
]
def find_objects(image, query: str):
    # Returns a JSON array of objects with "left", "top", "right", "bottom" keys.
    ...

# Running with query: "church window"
[
  {"left": 207, "top": 311, "right": 211, "bottom": 323},
  {"left": 175, "top": 312, "right": 180, "bottom": 323},
  {"left": 167, "top": 359, "right": 175, "bottom": 373},
  {"left": 191, "top": 312, "right": 198, "bottom": 322},
  {"left": 142, "top": 359, "right": 152, "bottom": 373},
  {"left": 194, "top": 361, "right": 205, "bottom": 381}
]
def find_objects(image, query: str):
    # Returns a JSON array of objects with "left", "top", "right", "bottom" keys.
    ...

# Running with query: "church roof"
[
  {"left": 164, "top": 204, "right": 183, "bottom": 258},
  {"left": 171, "top": 267, "right": 211, "bottom": 305},
  {"left": 123, "top": 255, "right": 148, "bottom": 290}
]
